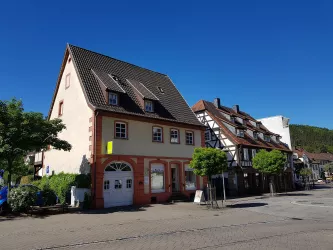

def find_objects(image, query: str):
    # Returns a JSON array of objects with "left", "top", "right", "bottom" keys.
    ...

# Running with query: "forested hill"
[{"left": 290, "top": 125, "right": 333, "bottom": 153}]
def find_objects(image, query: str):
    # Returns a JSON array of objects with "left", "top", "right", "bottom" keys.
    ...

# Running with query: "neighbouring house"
[
  {"left": 192, "top": 98, "right": 293, "bottom": 196},
  {"left": 257, "top": 116, "right": 292, "bottom": 150},
  {"left": 293, "top": 149, "right": 333, "bottom": 180},
  {"left": 40, "top": 44, "right": 206, "bottom": 208}
]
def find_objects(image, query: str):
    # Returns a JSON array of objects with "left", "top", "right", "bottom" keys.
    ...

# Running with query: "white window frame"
[
  {"left": 237, "top": 129, "right": 245, "bottom": 137},
  {"left": 170, "top": 129, "right": 179, "bottom": 144},
  {"left": 253, "top": 132, "right": 258, "bottom": 140},
  {"left": 145, "top": 100, "right": 154, "bottom": 112},
  {"left": 115, "top": 122, "right": 127, "bottom": 139},
  {"left": 151, "top": 164, "right": 165, "bottom": 193},
  {"left": 109, "top": 92, "right": 118, "bottom": 106},
  {"left": 243, "top": 148, "right": 249, "bottom": 161},
  {"left": 153, "top": 126, "right": 163, "bottom": 142},
  {"left": 252, "top": 149, "right": 257, "bottom": 158},
  {"left": 185, "top": 131, "right": 194, "bottom": 145}
]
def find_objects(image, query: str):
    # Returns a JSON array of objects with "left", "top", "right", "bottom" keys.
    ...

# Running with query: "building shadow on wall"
[{"left": 79, "top": 155, "right": 90, "bottom": 174}]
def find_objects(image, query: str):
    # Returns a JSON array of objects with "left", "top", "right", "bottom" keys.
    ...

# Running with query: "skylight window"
[{"left": 157, "top": 86, "right": 164, "bottom": 94}]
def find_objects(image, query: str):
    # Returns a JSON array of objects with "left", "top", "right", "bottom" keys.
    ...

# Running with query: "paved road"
[{"left": 1, "top": 186, "right": 333, "bottom": 250}]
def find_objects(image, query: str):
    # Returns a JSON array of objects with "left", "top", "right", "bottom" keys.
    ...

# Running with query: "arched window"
[{"left": 105, "top": 162, "right": 132, "bottom": 172}]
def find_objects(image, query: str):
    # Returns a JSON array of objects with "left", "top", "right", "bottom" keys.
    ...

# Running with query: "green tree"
[
  {"left": 190, "top": 147, "right": 228, "bottom": 207},
  {"left": 299, "top": 168, "right": 312, "bottom": 189},
  {"left": 252, "top": 149, "right": 286, "bottom": 195},
  {"left": 0, "top": 99, "right": 72, "bottom": 189},
  {"left": 190, "top": 147, "right": 228, "bottom": 183},
  {"left": 324, "top": 163, "right": 333, "bottom": 176}
]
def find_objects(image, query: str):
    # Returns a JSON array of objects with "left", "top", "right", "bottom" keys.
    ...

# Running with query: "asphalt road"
[{"left": 1, "top": 185, "right": 333, "bottom": 250}]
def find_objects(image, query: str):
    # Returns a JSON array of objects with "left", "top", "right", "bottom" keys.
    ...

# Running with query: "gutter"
[{"left": 93, "top": 110, "right": 99, "bottom": 206}]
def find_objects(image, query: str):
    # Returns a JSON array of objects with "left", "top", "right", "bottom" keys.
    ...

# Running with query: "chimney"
[
  {"left": 233, "top": 105, "right": 239, "bottom": 113},
  {"left": 213, "top": 98, "right": 221, "bottom": 108}
]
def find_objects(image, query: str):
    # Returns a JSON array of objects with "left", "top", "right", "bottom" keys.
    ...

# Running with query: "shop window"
[
  {"left": 151, "top": 164, "right": 164, "bottom": 193},
  {"left": 185, "top": 165, "right": 196, "bottom": 190}
]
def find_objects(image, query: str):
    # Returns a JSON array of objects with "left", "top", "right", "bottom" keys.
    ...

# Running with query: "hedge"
[
  {"left": 32, "top": 173, "right": 91, "bottom": 204},
  {"left": 20, "top": 175, "right": 34, "bottom": 184}
]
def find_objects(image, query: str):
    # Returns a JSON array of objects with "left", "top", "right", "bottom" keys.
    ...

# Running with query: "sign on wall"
[{"left": 107, "top": 141, "right": 113, "bottom": 155}]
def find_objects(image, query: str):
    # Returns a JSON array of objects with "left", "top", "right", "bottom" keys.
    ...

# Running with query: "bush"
[
  {"left": 32, "top": 173, "right": 92, "bottom": 205},
  {"left": 8, "top": 186, "right": 37, "bottom": 212},
  {"left": 20, "top": 175, "right": 34, "bottom": 184},
  {"left": 48, "top": 173, "right": 77, "bottom": 204},
  {"left": 31, "top": 178, "right": 57, "bottom": 206}
]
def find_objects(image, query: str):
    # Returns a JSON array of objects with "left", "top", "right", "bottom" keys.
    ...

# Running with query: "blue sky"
[{"left": 0, "top": 1, "right": 332, "bottom": 128}]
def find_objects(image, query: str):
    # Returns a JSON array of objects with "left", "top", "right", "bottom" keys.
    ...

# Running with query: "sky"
[{"left": 0, "top": 0, "right": 332, "bottom": 128}]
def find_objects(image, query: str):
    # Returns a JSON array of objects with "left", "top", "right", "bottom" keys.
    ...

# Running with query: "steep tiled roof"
[
  {"left": 67, "top": 44, "right": 203, "bottom": 127},
  {"left": 192, "top": 100, "right": 291, "bottom": 152},
  {"left": 294, "top": 149, "right": 333, "bottom": 162}
]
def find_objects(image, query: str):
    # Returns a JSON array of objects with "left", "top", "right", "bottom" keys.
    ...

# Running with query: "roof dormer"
[{"left": 126, "top": 79, "right": 159, "bottom": 113}]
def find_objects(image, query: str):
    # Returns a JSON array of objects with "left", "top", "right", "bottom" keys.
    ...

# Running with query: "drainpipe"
[{"left": 93, "top": 110, "right": 99, "bottom": 207}]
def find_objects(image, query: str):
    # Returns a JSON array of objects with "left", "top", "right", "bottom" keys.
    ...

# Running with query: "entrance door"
[
  {"left": 103, "top": 162, "right": 134, "bottom": 208},
  {"left": 171, "top": 165, "right": 179, "bottom": 192}
]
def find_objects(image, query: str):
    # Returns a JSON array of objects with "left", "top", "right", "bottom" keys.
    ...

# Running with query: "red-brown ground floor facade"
[{"left": 91, "top": 154, "right": 207, "bottom": 208}]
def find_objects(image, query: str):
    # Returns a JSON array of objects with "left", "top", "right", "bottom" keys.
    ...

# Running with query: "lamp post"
[{"left": 222, "top": 170, "right": 226, "bottom": 203}]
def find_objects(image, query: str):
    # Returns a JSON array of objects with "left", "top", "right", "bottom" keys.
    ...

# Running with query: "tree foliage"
[
  {"left": 190, "top": 147, "right": 228, "bottom": 179},
  {"left": 324, "top": 162, "right": 333, "bottom": 175},
  {"left": 290, "top": 124, "right": 333, "bottom": 153},
  {"left": 299, "top": 168, "right": 312, "bottom": 177},
  {"left": 252, "top": 149, "right": 286, "bottom": 175},
  {"left": 0, "top": 99, "right": 72, "bottom": 188}
]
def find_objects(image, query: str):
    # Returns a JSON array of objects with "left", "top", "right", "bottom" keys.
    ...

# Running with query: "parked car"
[
  {"left": 317, "top": 179, "right": 324, "bottom": 183},
  {"left": 0, "top": 184, "right": 45, "bottom": 215}
]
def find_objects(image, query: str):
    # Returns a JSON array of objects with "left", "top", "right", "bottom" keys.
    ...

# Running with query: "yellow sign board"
[{"left": 107, "top": 141, "right": 113, "bottom": 155}]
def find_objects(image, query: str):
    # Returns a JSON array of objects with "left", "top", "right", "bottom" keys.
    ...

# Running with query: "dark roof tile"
[{"left": 68, "top": 44, "right": 202, "bottom": 127}]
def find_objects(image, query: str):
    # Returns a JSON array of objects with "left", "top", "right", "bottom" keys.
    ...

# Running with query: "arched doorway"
[{"left": 103, "top": 162, "right": 134, "bottom": 208}]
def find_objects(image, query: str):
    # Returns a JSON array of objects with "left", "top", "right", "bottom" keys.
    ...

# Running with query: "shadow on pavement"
[
  {"left": 277, "top": 193, "right": 312, "bottom": 197},
  {"left": 226, "top": 202, "right": 268, "bottom": 208},
  {"left": 79, "top": 205, "right": 151, "bottom": 215}
]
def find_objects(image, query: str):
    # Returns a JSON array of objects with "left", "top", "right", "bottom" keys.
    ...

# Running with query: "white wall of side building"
[
  {"left": 101, "top": 117, "right": 202, "bottom": 158},
  {"left": 258, "top": 116, "right": 292, "bottom": 149},
  {"left": 43, "top": 56, "right": 92, "bottom": 175}
]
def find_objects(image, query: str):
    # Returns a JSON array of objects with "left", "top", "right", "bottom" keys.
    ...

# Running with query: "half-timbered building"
[{"left": 192, "top": 98, "right": 293, "bottom": 196}]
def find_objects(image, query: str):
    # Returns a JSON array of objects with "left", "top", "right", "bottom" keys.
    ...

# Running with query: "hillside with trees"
[{"left": 290, "top": 125, "right": 333, "bottom": 153}]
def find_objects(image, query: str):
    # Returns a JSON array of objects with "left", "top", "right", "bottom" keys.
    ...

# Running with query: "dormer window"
[
  {"left": 264, "top": 135, "right": 271, "bottom": 142},
  {"left": 230, "top": 116, "right": 235, "bottom": 123},
  {"left": 276, "top": 136, "right": 280, "bottom": 143},
  {"left": 256, "top": 122, "right": 260, "bottom": 129},
  {"left": 253, "top": 132, "right": 258, "bottom": 140},
  {"left": 237, "top": 129, "right": 245, "bottom": 138},
  {"left": 109, "top": 92, "right": 118, "bottom": 105},
  {"left": 145, "top": 100, "right": 154, "bottom": 112}
]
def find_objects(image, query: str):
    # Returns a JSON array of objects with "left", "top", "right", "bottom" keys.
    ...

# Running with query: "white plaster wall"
[
  {"left": 101, "top": 117, "right": 202, "bottom": 158},
  {"left": 258, "top": 116, "right": 292, "bottom": 149},
  {"left": 43, "top": 56, "right": 92, "bottom": 175}
]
